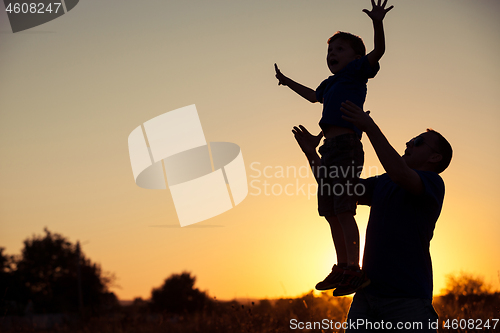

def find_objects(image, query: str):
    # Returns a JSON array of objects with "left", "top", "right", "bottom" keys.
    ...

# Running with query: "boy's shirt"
[{"left": 316, "top": 55, "right": 379, "bottom": 138}]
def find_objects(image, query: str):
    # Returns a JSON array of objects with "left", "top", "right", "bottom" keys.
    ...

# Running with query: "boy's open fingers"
[{"left": 274, "top": 63, "right": 280, "bottom": 73}]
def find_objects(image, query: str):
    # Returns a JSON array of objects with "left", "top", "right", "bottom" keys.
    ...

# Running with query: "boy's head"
[{"left": 326, "top": 31, "right": 366, "bottom": 74}]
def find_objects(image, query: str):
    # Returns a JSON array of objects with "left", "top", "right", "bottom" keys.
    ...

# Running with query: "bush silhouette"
[
  {"left": 441, "top": 272, "right": 492, "bottom": 296},
  {"left": 434, "top": 271, "right": 500, "bottom": 331},
  {"left": 150, "top": 272, "right": 211, "bottom": 314}
]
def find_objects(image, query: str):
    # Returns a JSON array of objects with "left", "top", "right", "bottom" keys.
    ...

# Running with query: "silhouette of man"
[{"left": 293, "top": 101, "right": 452, "bottom": 332}]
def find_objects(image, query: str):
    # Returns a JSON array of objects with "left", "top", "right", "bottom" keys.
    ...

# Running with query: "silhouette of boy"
[{"left": 275, "top": 0, "right": 393, "bottom": 296}]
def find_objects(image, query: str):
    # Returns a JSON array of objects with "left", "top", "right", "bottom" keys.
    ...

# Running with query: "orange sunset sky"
[{"left": 1, "top": 0, "right": 499, "bottom": 301}]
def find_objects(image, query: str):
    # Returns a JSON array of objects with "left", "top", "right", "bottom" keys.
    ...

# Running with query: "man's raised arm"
[{"left": 340, "top": 101, "right": 423, "bottom": 194}]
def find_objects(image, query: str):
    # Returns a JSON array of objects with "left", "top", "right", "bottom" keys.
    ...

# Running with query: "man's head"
[
  {"left": 402, "top": 129, "right": 453, "bottom": 174},
  {"left": 327, "top": 32, "right": 366, "bottom": 74}
]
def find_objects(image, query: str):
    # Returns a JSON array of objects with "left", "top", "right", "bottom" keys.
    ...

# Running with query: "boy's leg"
[
  {"left": 327, "top": 134, "right": 363, "bottom": 269},
  {"left": 293, "top": 127, "right": 365, "bottom": 291},
  {"left": 316, "top": 134, "right": 357, "bottom": 290},
  {"left": 316, "top": 163, "right": 348, "bottom": 290},
  {"left": 316, "top": 167, "right": 349, "bottom": 290},
  {"left": 332, "top": 212, "right": 370, "bottom": 296},
  {"left": 314, "top": 215, "right": 347, "bottom": 290},
  {"left": 325, "top": 215, "right": 348, "bottom": 265},
  {"left": 336, "top": 212, "right": 360, "bottom": 268},
  {"left": 329, "top": 135, "right": 368, "bottom": 296}
]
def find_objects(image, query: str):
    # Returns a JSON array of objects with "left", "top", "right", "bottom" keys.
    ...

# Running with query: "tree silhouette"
[
  {"left": 1, "top": 247, "right": 27, "bottom": 315},
  {"left": 12, "top": 228, "right": 117, "bottom": 314},
  {"left": 150, "top": 272, "right": 211, "bottom": 313},
  {"left": 0, "top": 247, "right": 13, "bottom": 273}
]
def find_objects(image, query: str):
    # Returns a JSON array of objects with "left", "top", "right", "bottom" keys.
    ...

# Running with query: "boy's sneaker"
[
  {"left": 315, "top": 265, "right": 345, "bottom": 290},
  {"left": 332, "top": 269, "right": 370, "bottom": 296}
]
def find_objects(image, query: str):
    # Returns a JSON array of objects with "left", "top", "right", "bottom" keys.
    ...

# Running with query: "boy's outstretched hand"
[
  {"left": 274, "top": 63, "right": 288, "bottom": 86},
  {"left": 340, "top": 101, "right": 375, "bottom": 133},
  {"left": 363, "top": 0, "right": 393, "bottom": 22}
]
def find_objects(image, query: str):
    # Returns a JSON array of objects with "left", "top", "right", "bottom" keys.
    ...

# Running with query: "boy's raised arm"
[
  {"left": 364, "top": 0, "right": 393, "bottom": 68},
  {"left": 275, "top": 63, "right": 318, "bottom": 103}
]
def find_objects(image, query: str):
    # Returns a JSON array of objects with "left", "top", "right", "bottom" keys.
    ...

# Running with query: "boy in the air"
[{"left": 275, "top": 0, "right": 393, "bottom": 296}]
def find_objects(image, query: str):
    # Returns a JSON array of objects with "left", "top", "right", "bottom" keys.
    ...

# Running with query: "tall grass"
[{"left": 2, "top": 291, "right": 499, "bottom": 332}]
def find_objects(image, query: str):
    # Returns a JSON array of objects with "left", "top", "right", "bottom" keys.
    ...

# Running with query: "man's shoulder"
[
  {"left": 357, "top": 174, "right": 385, "bottom": 206},
  {"left": 415, "top": 170, "right": 445, "bottom": 190},
  {"left": 414, "top": 170, "right": 445, "bottom": 202},
  {"left": 415, "top": 170, "right": 444, "bottom": 181}
]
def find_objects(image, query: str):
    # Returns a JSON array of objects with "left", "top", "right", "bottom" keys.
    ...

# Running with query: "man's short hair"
[
  {"left": 327, "top": 31, "right": 366, "bottom": 57},
  {"left": 427, "top": 129, "right": 453, "bottom": 173}
]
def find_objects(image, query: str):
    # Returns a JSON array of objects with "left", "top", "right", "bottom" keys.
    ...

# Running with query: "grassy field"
[{"left": 2, "top": 290, "right": 499, "bottom": 333}]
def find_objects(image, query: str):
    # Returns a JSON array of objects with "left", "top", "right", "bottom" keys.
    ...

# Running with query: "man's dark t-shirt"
[{"left": 358, "top": 171, "right": 445, "bottom": 299}]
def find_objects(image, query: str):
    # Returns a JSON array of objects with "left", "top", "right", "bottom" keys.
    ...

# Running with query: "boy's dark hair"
[
  {"left": 328, "top": 31, "right": 366, "bottom": 56},
  {"left": 427, "top": 128, "right": 453, "bottom": 174}
]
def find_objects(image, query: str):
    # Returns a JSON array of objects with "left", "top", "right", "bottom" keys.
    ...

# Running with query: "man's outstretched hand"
[
  {"left": 292, "top": 125, "right": 322, "bottom": 156},
  {"left": 340, "top": 101, "right": 375, "bottom": 133},
  {"left": 363, "top": 0, "right": 393, "bottom": 22}
]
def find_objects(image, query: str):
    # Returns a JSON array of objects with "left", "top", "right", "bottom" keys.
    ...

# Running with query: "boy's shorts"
[{"left": 317, "top": 133, "right": 364, "bottom": 216}]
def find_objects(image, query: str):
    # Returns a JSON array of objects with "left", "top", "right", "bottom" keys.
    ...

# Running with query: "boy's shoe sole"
[
  {"left": 332, "top": 270, "right": 370, "bottom": 296},
  {"left": 315, "top": 265, "right": 345, "bottom": 291}
]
